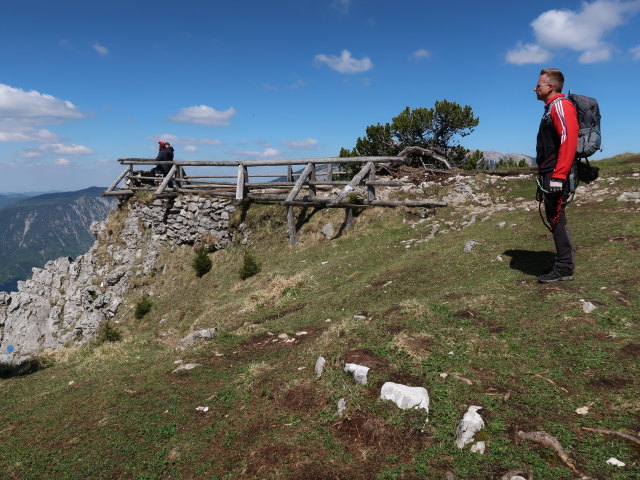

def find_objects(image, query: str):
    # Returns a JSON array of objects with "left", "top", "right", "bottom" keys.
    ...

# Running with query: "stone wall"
[{"left": 0, "top": 195, "right": 237, "bottom": 365}]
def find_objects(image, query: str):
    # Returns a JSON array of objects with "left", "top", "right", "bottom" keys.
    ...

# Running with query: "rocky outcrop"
[{"left": 0, "top": 195, "right": 236, "bottom": 364}]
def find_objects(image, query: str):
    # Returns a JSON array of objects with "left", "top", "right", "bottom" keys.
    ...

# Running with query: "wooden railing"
[{"left": 103, "top": 156, "right": 447, "bottom": 244}]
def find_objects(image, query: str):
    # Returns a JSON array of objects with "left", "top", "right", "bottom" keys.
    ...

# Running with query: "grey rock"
[
  {"left": 463, "top": 240, "right": 481, "bottom": 253},
  {"left": 0, "top": 195, "right": 236, "bottom": 365},
  {"left": 320, "top": 223, "right": 335, "bottom": 239},
  {"left": 180, "top": 328, "right": 218, "bottom": 349}
]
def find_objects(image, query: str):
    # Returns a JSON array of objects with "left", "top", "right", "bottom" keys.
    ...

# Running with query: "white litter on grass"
[
  {"left": 172, "top": 363, "right": 201, "bottom": 373},
  {"left": 315, "top": 356, "right": 326, "bottom": 378},
  {"left": 380, "top": 382, "right": 430, "bottom": 413},
  {"left": 470, "top": 441, "right": 485, "bottom": 454},
  {"left": 344, "top": 363, "right": 370, "bottom": 385},
  {"left": 196, "top": 406, "right": 209, "bottom": 412},
  {"left": 440, "top": 373, "right": 449, "bottom": 379},
  {"left": 455, "top": 406, "right": 484, "bottom": 449},
  {"left": 575, "top": 406, "right": 589, "bottom": 415},
  {"left": 580, "top": 300, "right": 597, "bottom": 313},
  {"left": 337, "top": 398, "right": 347, "bottom": 417},
  {"left": 606, "top": 457, "right": 625, "bottom": 467}
]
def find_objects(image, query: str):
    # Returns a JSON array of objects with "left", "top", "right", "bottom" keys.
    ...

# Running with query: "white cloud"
[
  {"left": 169, "top": 105, "right": 236, "bottom": 126},
  {"left": 410, "top": 49, "right": 431, "bottom": 61},
  {"left": 578, "top": 46, "right": 614, "bottom": 63},
  {"left": 93, "top": 43, "right": 109, "bottom": 56},
  {"left": 233, "top": 146, "right": 281, "bottom": 159},
  {"left": 315, "top": 50, "right": 373, "bottom": 74},
  {"left": 54, "top": 158, "right": 70, "bottom": 166},
  {"left": 507, "top": 0, "right": 640, "bottom": 64},
  {"left": 17, "top": 150, "right": 43, "bottom": 159},
  {"left": 0, "top": 126, "right": 60, "bottom": 142},
  {"left": 0, "top": 83, "right": 83, "bottom": 120},
  {"left": 40, "top": 143, "right": 94, "bottom": 155},
  {"left": 281, "top": 138, "right": 318, "bottom": 149},
  {"left": 506, "top": 43, "right": 552, "bottom": 65},
  {"left": 0, "top": 84, "right": 82, "bottom": 144},
  {"left": 183, "top": 145, "right": 197, "bottom": 153},
  {"left": 630, "top": 45, "right": 640, "bottom": 59},
  {"left": 148, "top": 133, "right": 224, "bottom": 146}
]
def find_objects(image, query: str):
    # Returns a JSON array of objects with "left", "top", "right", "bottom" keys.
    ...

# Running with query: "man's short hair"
[{"left": 540, "top": 68, "right": 564, "bottom": 93}]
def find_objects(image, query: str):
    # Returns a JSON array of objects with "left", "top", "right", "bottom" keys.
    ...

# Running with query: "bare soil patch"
[
  {"left": 588, "top": 375, "right": 632, "bottom": 390},
  {"left": 278, "top": 380, "right": 327, "bottom": 414},
  {"left": 620, "top": 343, "right": 640, "bottom": 357},
  {"left": 340, "top": 348, "right": 385, "bottom": 369},
  {"left": 333, "top": 412, "right": 427, "bottom": 453}
]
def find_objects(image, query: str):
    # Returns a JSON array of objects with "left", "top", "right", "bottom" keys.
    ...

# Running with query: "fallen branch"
[
  {"left": 525, "top": 372, "right": 569, "bottom": 394},
  {"left": 516, "top": 431, "right": 584, "bottom": 478},
  {"left": 398, "top": 146, "right": 452, "bottom": 170},
  {"left": 581, "top": 427, "right": 640, "bottom": 446},
  {"left": 451, "top": 372, "right": 474, "bottom": 385}
]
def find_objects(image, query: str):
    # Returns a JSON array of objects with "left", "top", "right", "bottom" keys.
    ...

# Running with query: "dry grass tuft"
[{"left": 237, "top": 272, "right": 311, "bottom": 313}]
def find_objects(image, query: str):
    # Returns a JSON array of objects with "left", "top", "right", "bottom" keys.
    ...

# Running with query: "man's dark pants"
[{"left": 542, "top": 172, "right": 575, "bottom": 272}]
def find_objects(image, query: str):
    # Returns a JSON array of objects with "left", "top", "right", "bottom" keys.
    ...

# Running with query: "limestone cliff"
[{"left": 0, "top": 195, "right": 238, "bottom": 364}]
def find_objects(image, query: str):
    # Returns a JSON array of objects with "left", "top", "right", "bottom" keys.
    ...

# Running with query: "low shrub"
[
  {"left": 192, "top": 246, "right": 213, "bottom": 277},
  {"left": 135, "top": 294, "right": 152, "bottom": 319},
  {"left": 97, "top": 322, "right": 122, "bottom": 343},
  {"left": 239, "top": 251, "right": 260, "bottom": 280}
]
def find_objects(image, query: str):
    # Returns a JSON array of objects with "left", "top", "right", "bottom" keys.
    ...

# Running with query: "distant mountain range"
[
  {"left": 0, "top": 193, "right": 30, "bottom": 209},
  {"left": 0, "top": 187, "right": 116, "bottom": 292}
]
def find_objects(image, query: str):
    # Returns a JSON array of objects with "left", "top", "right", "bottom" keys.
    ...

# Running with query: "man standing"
[{"left": 534, "top": 68, "right": 578, "bottom": 283}]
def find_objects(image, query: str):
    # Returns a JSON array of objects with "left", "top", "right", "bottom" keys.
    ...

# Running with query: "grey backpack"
[{"left": 567, "top": 93, "right": 601, "bottom": 158}]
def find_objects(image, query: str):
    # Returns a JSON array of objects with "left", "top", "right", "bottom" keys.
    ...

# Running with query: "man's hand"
[{"left": 549, "top": 179, "right": 563, "bottom": 193}]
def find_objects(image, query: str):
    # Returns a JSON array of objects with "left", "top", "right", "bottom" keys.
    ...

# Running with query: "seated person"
[{"left": 150, "top": 141, "right": 175, "bottom": 186}]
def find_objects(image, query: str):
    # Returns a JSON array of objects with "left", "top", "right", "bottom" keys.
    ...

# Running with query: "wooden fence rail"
[{"left": 103, "top": 156, "right": 447, "bottom": 245}]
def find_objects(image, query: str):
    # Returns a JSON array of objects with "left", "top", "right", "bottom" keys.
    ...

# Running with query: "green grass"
[{"left": 1, "top": 155, "right": 639, "bottom": 479}]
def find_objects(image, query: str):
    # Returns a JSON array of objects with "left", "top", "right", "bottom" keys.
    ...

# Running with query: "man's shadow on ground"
[{"left": 503, "top": 249, "right": 556, "bottom": 276}]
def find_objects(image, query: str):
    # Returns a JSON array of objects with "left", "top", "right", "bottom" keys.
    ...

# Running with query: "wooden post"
[
  {"left": 367, "top": 164, "right": 376, "bottom": 202},
  {"left": 236, "top": 165, "right": 248, "bottom": 200},
  {"left": 344, "top": 208, "right": 354, "bottom": 229},
  {"left": 309, "top": 164, "right": 317, "bottom": 196},
  {"left": 287, "top": 165, "right": 293, "bottom": 182},
  {"left": 287, "top": 206, "right": 297, "bottom": 246}
]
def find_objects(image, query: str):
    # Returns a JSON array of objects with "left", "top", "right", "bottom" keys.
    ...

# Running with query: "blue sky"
[{"left": 1, "top": 0, "right": 639, "bottom": 192}]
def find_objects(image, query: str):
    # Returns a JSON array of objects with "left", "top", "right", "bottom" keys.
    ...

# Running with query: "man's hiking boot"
[{"left": 538, "top": 265, "right": 574, "bottom": 284}]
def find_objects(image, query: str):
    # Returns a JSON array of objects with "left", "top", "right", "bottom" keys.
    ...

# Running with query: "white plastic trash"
[
  {"left": 380, "top": 382, "right": 429, "bottom": 413},
  {"left": 344, "top": 363, "right": 369, "bottom": 385}
]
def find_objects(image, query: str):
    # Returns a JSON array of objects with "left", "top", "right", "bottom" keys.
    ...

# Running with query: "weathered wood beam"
[
  {"left": 102, "top": 190, "right": 134, "bottom": 197},
  {"left": 287, "top": 206, "right": 297, "bottom": 246},
  {"left": 285, "top": 162, "right": 314, "bottom": 203},
  {"left": 118, "top": 156, "right": 407, "bottom": 167},
  {"left": 332, "top": 161, "right": 374, "bottom": 204},
  {"left": 235, "top": 165, "right": 248, "bottom": 200},
  {"left": 154, "top": 164, "right": 177, "bottom": 196},
  {"left": 105, "top": 166, "right": 131, "bottom": 194}
]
